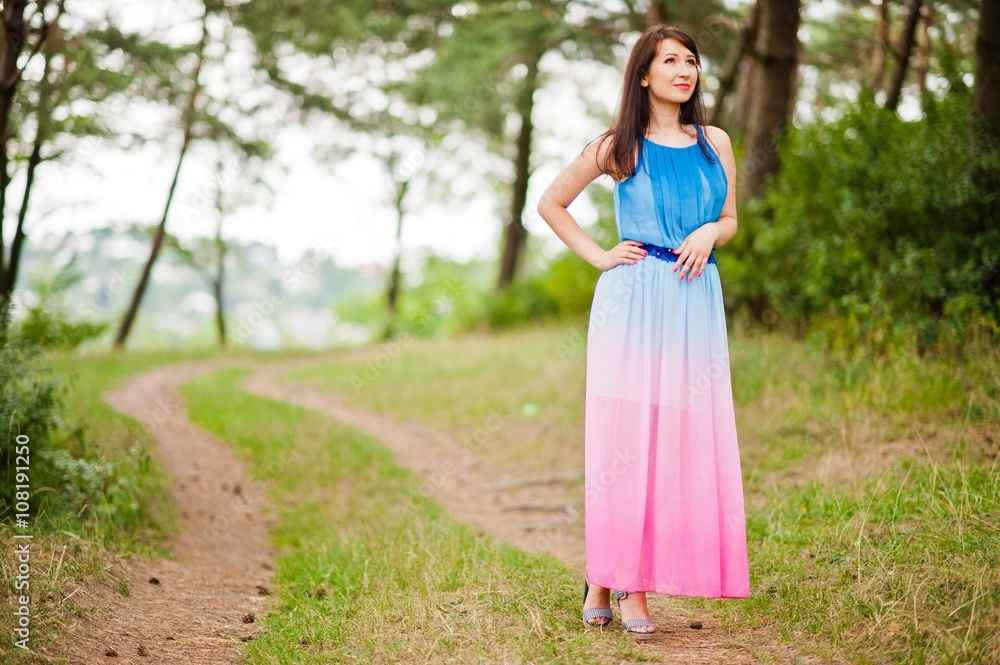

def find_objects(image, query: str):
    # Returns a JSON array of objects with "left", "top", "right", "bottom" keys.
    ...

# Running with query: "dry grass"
[{"left": 287, "top": 322, "right": 1000, "bottom": 663}]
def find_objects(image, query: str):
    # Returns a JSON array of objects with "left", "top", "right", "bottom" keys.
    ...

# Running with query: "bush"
[
  {"left": 1, "top": 298, "right": 64, "bottom": 522},
  {"left": 17, "top": 260, "right": 108, "bottom": 350},
  {"left": 736, "top": 84, "right": 999, "bottom": 354},
  {"left": 459, "top": 186, "right": 618, "bottom": 332},
  {"left": 0, "top": 298, "right": 149, "bottom": 528}
]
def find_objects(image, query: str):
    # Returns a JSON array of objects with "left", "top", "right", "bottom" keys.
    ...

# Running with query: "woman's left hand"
[{"left": 673, "top": 223, "right": 721, "bottom": 280}]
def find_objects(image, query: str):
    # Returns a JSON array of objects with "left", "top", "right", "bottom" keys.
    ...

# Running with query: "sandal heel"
[
  {"left": 581, "top": 577, "right": 613, "bottom": 628},
  {"left": 613, "top": 589, "right": 656, "bottom": 640}
]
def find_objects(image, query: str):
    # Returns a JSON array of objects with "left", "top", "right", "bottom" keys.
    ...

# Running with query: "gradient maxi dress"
[{"left": 584, "top": 124, "right": 751, "bottom": 598}]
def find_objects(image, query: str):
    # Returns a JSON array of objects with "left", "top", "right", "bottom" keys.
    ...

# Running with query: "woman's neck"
[{"left": 646, "top": 99, "right": 688, "bottom": 137}]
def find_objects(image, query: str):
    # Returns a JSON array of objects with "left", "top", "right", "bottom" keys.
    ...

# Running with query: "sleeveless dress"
[{"left": 584, "top": 124, "right": 750, "bottom": 598}]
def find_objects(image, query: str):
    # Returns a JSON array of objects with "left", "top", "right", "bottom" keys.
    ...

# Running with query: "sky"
[
  {"left": 17, "top": 0, "right": 927, "bottom": 274},
  {"left": 24, "top": 1, "right": 621, "bottom": 273}
]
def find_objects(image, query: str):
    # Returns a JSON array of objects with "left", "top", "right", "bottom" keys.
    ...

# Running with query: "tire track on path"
[
  {"left": 56, "top": 359, "right": 276, "bottom": 665},
  {"left": 245, "top": 357, "right": 799, "bottom": 664}
]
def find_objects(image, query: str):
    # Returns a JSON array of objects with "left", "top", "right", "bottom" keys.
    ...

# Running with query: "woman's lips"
[{"left": 675, "top": 83, "right": 691, "bottom": 90}]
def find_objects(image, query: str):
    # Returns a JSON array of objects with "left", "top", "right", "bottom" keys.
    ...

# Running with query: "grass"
[
  {"left": 283, "top": 321, "right": 1000, "bottom": 664},
  {"left": 181, "top": 366, "right": 675, "bottom": 664},
  {"left": 3, "top": 321, "right": 995, "bottom": 663},
  {"left": 0, "top": 347, "right": 299, "bottom": 663}
]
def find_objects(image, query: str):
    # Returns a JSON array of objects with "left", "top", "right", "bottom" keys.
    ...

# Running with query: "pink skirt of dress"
[{"left": 584, "top": 256, "right": 750, "bottom": 598}]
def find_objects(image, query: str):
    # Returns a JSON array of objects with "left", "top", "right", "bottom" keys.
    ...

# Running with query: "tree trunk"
[
  {"left": 972, "top": 0, "right": 1000, "bottom": 186},
  {"left": 0, "top": 0, "right": 30, "bottom": 293},
  {"left": 496, "top": 49, "right": 540, "bottom": 291},
  {"left": 741, "top": 0, "right": 802, "bottom": 199},
  {"left": 3, "top": 41, "right": 55, "bottom": 295},
  {"left": 867, "top": 0, "right": 891, "bottom": 93},
  {"left": 884, "top": 0, "right": 923, "bottom": 110},
  {"left": 0, "top": 0, "right": 60, "bottom": 303},
  {"left": 914, "top": 4, "right": 931, "bottom": 93},
  {"left": 114, "top": 6, "right": 209, "bottom": 349},
  {"left": 383, "top": 178, "right": 408, "bottom": 340},
  {"left": 212, "top": 268, "right": 226, "bottom": 348},
  {"left": 708, "top": 3, "right": 760, "bottom": 127},
  {"left": 647, "top": 0, "right": 669, "bottom": 25},
  {"left": 212, "top": 161, "right": 227, "bottom": 348},
  {"left": 733, "top": 55, "right": 757, "bottom": 132},
  {"left": 732, "top": 1, "right": 763, "bottom": 134},
  {"left": 4, "top": 118, "right": 41, "bottom": 297}
]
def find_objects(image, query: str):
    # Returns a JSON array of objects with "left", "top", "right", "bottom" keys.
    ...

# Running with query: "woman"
[{"left": 536, "top": 24, "right": 751, "bottom": 639}]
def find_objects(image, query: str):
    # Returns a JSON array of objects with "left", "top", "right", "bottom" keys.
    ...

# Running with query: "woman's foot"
[
  {"left": 582, "top": 579, "right": 613, "bottom": 627},
  {"left": 613, "top": 590, "right": 655, "bottom": 639}
]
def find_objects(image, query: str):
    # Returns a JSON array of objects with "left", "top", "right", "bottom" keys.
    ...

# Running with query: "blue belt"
[{"left": 636, "top": 242, "right": 716, "bottom": 264}]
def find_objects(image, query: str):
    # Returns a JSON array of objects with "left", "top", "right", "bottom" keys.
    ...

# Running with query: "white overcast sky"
[
  {"left": 22, "top": 0, "right": 625, "bottom": 272},
  {"left": 20, "top": 0, "right": 922, "bottom": 272}
]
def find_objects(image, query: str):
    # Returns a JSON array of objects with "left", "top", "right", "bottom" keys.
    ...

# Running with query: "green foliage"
[
  {"left": 17, "top": 260, "right": 108, "bottom": 350},
  {"left": 476, "top": 275, "right": 563, "bottom": 331},
  {"left": 334, "top": 255, "right": 492, "bottom": 338},
  {"left": 286, "top": 323, "right": 999, "bottom": 663},
  {"left": 456, "top": 190, "right": 618, "bottom": 331},
  {"left": 737, "top": 86, "right": 1000, "bottom": 354},
  {"left": 36, "top": 442, "right": 153, "bottom": 526},
  {"left": 336, "top": 189, "right": 619, "bottom": 337},
  {"left": 0, "top": 298, "right": 149, "bottom": 528},
  {"left": 182, "top": 367, "right": 627, "bottom": 664},
  {"left": 1, "top": 300, "right": 63, "bottom": 521}
]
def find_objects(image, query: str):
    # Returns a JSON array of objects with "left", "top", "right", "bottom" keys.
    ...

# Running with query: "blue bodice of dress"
[{"left": 612, "top": 124, "right": 728, "bottom": 250}]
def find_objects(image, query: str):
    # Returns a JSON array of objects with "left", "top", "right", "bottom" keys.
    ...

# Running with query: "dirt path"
[
  {"left": 53, "top": 359, "right": 277, "bottom": 665},
  {"left": 244, "top": 358, "right": 799, "bottom": 664}
]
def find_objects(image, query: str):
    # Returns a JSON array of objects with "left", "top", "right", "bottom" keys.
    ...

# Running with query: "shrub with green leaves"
[
  {"left": 16, "top": 260, "right": 108, "bottom": 350},
  {"left": 1, "top": 298, "right": 149, "bottom": 528},
  {"left": 1, "top": 299, "right": 64, "bottom": 521},
  {"left": 739, "top": 84, "right": 999, "bottom": 354}
]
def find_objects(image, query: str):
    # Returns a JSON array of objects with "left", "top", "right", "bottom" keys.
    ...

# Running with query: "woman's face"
[{"left": 640, "top": 38, "right": 698, "bottom": 105}]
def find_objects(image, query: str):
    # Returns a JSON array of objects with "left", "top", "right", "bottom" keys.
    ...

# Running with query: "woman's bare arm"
[{"left": 537, "top": 139, "right": 648, "bottom": 271}]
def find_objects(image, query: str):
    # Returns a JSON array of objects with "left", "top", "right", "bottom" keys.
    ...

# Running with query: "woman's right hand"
[{"left": 596, "top": 240, "right": 648, "bottom": 271}]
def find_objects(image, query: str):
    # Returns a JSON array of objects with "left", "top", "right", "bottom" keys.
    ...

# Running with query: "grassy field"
[
  {"left": 3, "top": 323, "right": 996, "bottom": 663},
  {"left": 182, "top": 367, "right": 662, "bottom": 664},
  {"left": 285, "top": 322, "right": 1000, "bottom": 664},
  {"left": 0, "top": 349, "right": 215, "bottom": 662}
]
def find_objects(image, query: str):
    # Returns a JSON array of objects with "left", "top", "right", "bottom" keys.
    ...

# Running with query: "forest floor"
[
  {"left": 54, "top": 360, "right": 278, "bottom": 664},
  {"left": 48, "top": 354, "right": 801, "bottom": 664},
  {"left": 242, "top": 357, "right": 799, "bottom": 664},
  {"left": 20, "top": 324, "right": 997, "bottom": 664}
]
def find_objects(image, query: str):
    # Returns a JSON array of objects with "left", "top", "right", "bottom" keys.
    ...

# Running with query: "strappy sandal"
[
  {"left": 612, "top": 589, "right": 655, "bottom": 640},
  {"left": 581, "top": 577, "right": 613, "bottom": 628}
]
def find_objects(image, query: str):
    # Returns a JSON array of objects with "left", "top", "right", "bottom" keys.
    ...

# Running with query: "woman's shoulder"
[
  {"left": 582, "top": 132, "right": 614, "bottom": 161},
  {"left": 582, "top": 132, "right": 626, "bottom": 182},
  {"left": 699, "top": 124, "right": 732, "bottom": 151}
]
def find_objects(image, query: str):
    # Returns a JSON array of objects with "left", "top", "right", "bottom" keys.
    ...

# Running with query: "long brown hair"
[{"left": 596, "top": 24, "right": 716, "bottom": 180}]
